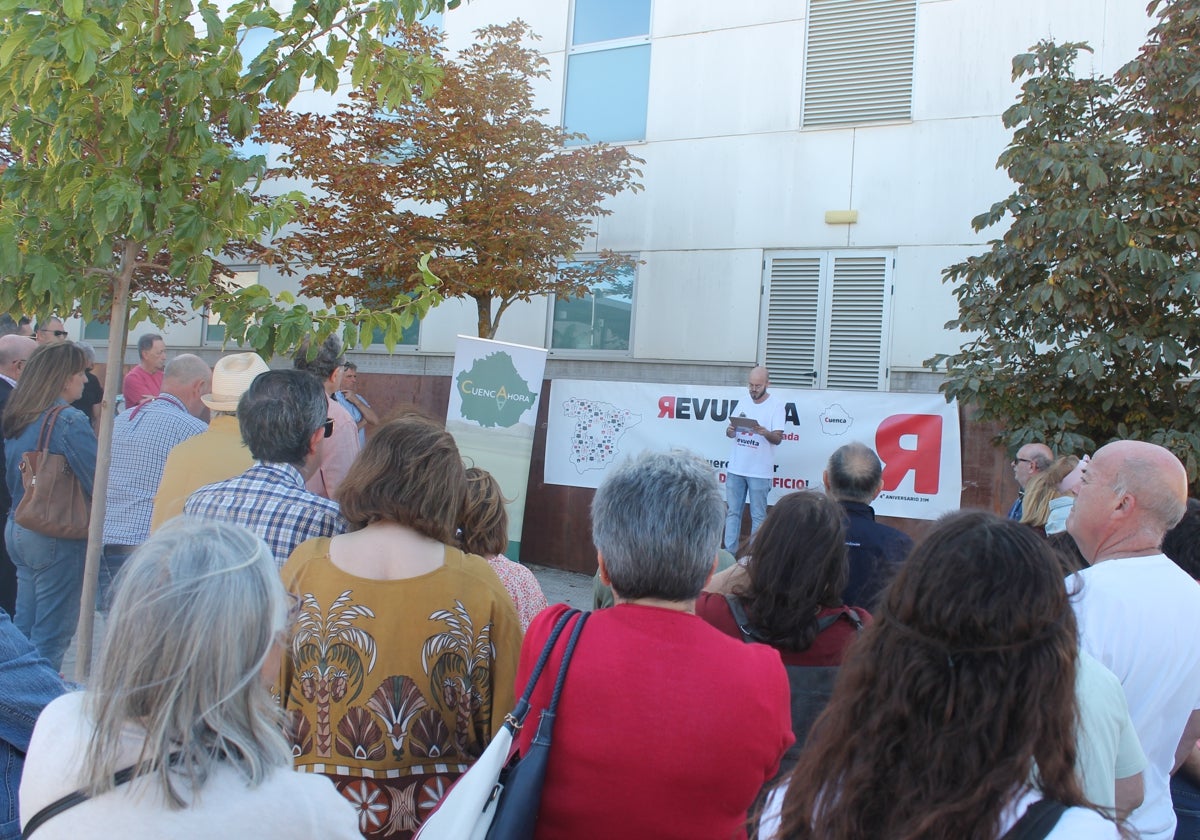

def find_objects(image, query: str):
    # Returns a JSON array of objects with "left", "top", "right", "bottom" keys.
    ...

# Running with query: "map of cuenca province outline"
[{"left": 562, "top": 397, "right": 641, "bottom": 473}]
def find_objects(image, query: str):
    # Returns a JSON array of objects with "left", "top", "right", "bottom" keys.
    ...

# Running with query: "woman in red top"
[
  {"left": 696, "top": 491, "right": 869, "bottom": 774},
  {"left": 697, "top": 490, "right": 869, "bottom": 664},
  {"left": 514, "top": 451, "right": 793, "bottom": 840}
]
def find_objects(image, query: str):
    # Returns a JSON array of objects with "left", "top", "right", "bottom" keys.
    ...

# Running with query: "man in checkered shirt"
[
  {"left": 184, "top": 369, "right": 348, "bottom": 567},
  {"left": 100, "top": 354, "right": 211, "bottom": 606}
]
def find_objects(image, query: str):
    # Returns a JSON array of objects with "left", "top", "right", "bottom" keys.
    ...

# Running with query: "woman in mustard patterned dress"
[{"left": 278, "top": 414, "right": 522, "bottom": 840}]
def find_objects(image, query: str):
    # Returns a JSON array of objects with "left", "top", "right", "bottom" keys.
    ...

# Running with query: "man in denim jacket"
[{"left": 0, "top": 609, "right": 64, "bottom": 840}]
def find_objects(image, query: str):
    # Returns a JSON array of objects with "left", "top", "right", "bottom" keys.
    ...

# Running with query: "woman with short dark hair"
[{"left": 279, "top": 414, "right": 522, "bottom": 839}]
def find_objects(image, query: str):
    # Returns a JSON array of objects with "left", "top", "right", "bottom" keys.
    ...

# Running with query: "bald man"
[
  {"left": 1068, "top": 441, "right": 1200, "bottom": 840},
  {"left": 0, "top": 334, "right": 35, "bottom": 613},
  {"left": 723, "top": 365, "right": 786, "bottom": 554},
  {"left": 1008, "top": 441, "right": 1054, "bottom": 519}
]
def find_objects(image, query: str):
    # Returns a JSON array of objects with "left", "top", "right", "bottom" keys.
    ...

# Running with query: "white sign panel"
[
  {"left": 446, "top": 336, "right": 547, "bottom": 549},
  {"left": 544, "top": 380, "right": 961, "bottom": 520}
]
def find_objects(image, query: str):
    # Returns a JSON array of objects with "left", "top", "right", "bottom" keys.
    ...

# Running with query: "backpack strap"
[
  {"left": 998, "top": 798, "right": 1068, "bottom": 840},
  {"left": 723, "top": 593, "right": 763, "bottom": 643},
  {"left": 22, "top": 752, "right": 181, "bottom": 839},
  {"left": 817, "top": 606, "right": 864, "bottom": 634},
  {"left": 724, "top": 595, "right": 864, "bottom": 644}
]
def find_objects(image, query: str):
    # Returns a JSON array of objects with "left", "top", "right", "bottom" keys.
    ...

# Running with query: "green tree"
[
  {"left": 0, "top": 0, "right": 450, "bottom": 676},
  {"left": 927, "top": 0, "right": 1200, "bottom": 482},
  {"left": 258, "top": 20, "right": 644, "bottom": 339}
]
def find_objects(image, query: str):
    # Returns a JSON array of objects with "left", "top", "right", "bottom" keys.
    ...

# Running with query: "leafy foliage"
[
  {"left": 927, "top": 0, "right": 1200, "bottom": 483},
  {"left": 0, "top": 0, "right": 450, "bottom": 676},
  {"left": 258, "top": 20, "right": 644, "bottom": 339},
  {"left": 0, "top": 0, "right": 449, "bottom": 354}
]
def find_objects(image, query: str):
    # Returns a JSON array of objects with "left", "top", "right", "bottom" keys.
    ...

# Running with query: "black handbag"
[{"left": 486, "top": 609, "right": 589, "bottom": 839}]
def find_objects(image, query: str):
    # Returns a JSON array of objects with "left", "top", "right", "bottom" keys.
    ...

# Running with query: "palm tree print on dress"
[
  {"left": 291, "top": 589, "right": 378, "bottom": 758},
  {"left": 420, "top": 599, "right": 496, "bottom": 757},
  {"left": 366, "top": 676, "right": 430, "bottom": 762}
]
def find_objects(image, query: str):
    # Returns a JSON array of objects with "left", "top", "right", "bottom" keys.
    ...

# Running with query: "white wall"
[{"left": 403, "top": 0, "right": 1154, "bottom": 383}]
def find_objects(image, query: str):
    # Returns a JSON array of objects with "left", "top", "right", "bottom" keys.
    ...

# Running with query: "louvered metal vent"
[
  {"left": 803, "top": 0, "right": 917, "bottom": 127},
  {"left": 826, "top": 255, "right": 887, "bottom": 389},
  {"left": 765, "top": 257, "right": 822, "bottom": 389},
  {"left": 763, "top": 252, "right": 891, "bottom": 391}
]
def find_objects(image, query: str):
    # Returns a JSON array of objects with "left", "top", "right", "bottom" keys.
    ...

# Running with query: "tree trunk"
[
  {"left": 73, "top": 241, "right": 136, "bottom": 681},
  {"left": 475, "top": 294, "right": 494, "bottom": 339}
]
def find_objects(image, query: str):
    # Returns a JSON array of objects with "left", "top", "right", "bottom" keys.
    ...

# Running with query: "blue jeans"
[
  {"left": 0, "top": 608, "right": 65, "bottom": 840},
  {"left": 98, "top": 544, "right": 137, "bottom": 612},
  {"left": 724, "top": 473, "right": 770, "bottom": 553},
  {"left": 1174, "top": 771, "right": 1200, "bottom": 840},
  {"left": 5, "top": 517, "right": 86, "bottom": 672}
]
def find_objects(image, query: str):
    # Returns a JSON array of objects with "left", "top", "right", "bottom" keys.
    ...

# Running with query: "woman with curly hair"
[{"left": 762, "top": 510, "right": 1121, "bottom": 839}]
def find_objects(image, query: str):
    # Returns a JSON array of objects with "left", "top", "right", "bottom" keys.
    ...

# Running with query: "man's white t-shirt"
[
  {"left": 728, "top": 394, "right": 785, "bottom": 479},
  {"left": 1071, "top": 554, "right": 1200, "bottom": 840}
]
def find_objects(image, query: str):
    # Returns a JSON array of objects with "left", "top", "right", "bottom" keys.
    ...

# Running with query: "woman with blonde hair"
[
  {"left": 3, "top": 341, "right": 96, "bottom": 669},
  {"left": 458, "top": 466, "right": 548, "bottom": 631},
  {"left": 1021, "top": 455, "right": 1081, "bottom": 534},
  {"left": 279, "top": 414, "right": 522, "bottom": 839},
  {"left": 18, "top": 518, "right": 360, "bottom": 838}
]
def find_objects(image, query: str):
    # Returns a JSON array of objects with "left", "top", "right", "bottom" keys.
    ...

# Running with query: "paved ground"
[
  {"left": 62, "top": 563, "right": 594, "bottom": 680},
  {"left": 527, "top": 563, "right": 593, "bottom": 610}
]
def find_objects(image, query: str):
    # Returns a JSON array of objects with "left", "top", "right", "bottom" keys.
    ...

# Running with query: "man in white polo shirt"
[{"left": 1068, "top": 440, "right": 1200, "bottom": 840}]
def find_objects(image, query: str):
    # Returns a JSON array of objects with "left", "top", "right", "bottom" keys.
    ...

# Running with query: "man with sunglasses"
[
  {"left": 33, "top": 317, "right": 68, "bottom": 345},
  {"left": 1007, "top": 442, "right": 1053, "bottom": 520},
  {"left": 183, "top": 370, "right": 348, "bottom": 567}
]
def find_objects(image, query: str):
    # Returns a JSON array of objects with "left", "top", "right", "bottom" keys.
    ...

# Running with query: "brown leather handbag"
[{"left": 14, "top": 405, "right": 90, "bottom": 540}]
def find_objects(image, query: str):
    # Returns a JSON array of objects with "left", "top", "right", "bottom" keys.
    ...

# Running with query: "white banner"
[
  {"left": 446, "top": 337, "right": 547, "bottom": 553},
  {"left": 543, "top": 380, "right": 961, "bottom": 521}
]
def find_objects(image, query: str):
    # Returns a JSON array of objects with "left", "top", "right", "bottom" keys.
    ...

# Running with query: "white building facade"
[{"left": 89, "top": 0, "right": 1154, "bottom": 392}]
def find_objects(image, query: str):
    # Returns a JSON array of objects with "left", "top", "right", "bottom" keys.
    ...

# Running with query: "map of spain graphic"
[{"left": 562, "top": 397, "right": 641, "bottom": 473}]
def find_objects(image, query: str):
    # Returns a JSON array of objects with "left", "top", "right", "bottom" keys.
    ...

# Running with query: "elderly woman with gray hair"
[
  {"left": 17, "top": 519, "right": 360, "bottom": 839},
  {"left": 512, "top": 450, "right": 794, "bottom": 840}
]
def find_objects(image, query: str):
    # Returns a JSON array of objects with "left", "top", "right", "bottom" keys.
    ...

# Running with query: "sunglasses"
[
  {"left": 39, "top": 329, "right": 69, "bottom": 338},
  {"left": 323, "top": 418, "right": 334, "bottom": 438}
]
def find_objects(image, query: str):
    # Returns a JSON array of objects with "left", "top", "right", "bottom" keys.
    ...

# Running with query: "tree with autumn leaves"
[
  {"left": 259, "top": 20, "right": 644, "bottom": 340},
  {"left": 928, "top": 0, "right": 1200, "bottom": 483}
]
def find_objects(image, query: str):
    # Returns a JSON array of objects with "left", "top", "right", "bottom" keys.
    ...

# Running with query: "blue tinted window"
[
  {"left": 551, "top": 264, "right": 634, "bottom": 351},
  {"left": 572, "top": 0, "right": 650, "bottom": 45},
  {"left": 564, "top": 45, "right": 650, "bottom": 143}
]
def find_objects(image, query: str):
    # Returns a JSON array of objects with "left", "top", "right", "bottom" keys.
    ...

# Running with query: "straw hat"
[{"left": 202, "top": 353, "right": 271, "bottom": 412}]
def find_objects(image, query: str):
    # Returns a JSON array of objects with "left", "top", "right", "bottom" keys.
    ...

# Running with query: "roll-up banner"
[{"left": 446, "top": 336, "right": 548, "bottom": 558}]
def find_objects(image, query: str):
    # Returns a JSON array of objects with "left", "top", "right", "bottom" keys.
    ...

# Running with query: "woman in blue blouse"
[{"left": 3, "top": 342, "right": 96, "bottom": 670}]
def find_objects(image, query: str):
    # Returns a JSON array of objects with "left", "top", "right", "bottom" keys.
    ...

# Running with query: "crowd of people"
[{"left": 1, "top": 328, "right": 1199, "bottom": 840}]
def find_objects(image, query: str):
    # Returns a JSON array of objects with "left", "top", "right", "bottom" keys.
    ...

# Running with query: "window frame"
[
  {"left": 546, "top": 256, "right": 638, "bottom": 358},
  {"left": 562, "top": 0, "right": 653, "bottom": 146}
]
